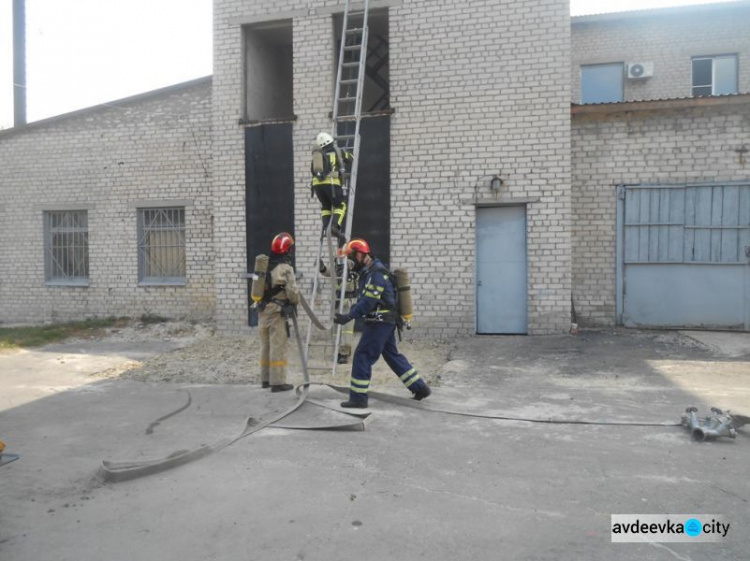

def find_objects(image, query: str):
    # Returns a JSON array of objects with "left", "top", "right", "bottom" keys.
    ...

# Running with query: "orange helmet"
[
  {"left": 271, "top": 232, "right": 294, "bottom": 255},
  {"left": 344, "top": 238, "right": 370, "bottom": 255}
]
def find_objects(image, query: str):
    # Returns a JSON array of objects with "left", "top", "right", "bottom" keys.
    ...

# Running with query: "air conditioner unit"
[{"left": 627, "top": 62, "right": 654, "bottom": 79}]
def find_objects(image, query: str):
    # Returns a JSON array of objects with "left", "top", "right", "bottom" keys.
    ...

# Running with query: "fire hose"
[{"left": 98, "top": 304, "right": 747, "bottom": 483}]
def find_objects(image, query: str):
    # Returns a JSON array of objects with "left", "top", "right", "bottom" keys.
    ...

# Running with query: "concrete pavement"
[{"left": 1, "top": 329, "right": 748, "bottom": 561}]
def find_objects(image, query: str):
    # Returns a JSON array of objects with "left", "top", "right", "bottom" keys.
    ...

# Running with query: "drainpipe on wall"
[{"left": 13, "top": 0, "right": 27, "bottom": 128}]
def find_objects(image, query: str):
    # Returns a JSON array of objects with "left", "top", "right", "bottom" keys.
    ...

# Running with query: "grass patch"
[
  {"left": 0, "top": 317, "right": 130, "bottom": 350},
  {"left": 140, "top": 313, "right": 169, "bottom": 325}
]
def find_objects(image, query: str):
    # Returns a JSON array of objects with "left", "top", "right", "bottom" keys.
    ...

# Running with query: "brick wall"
[
  {"left": 572, "top": 3, "right": 750, "bottom": 103},
  {"left": 571, "top": 100, "right": 750, "bottom": 327},
  {"left": 0, "top": 79, "right": 214, "bottom": 325},
  {"left": 215, "top": 0, "right": 572, "bottom": 336}
]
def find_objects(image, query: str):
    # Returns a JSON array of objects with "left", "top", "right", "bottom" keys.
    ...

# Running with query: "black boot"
[
  {"left": 337, "top": 353, "right": 349, "bottom": 365},
  {"left": 340, "top": 400, "right": 368, "bottom": 409},
  {"left": 261, "top": 381, "right": 270, "bottom": 389},
  {"left": 271, "top": 383, "right": 294, "bottom": 393},
  {"left": 330, "top": 223, "right": 347, "bottom": 245},
  {"left": 412, "top": 386, "right": 431, "bottom": 401}
]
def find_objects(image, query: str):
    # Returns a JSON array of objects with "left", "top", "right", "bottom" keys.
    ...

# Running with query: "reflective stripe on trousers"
[
  {"left": 258, "top": 307, "right": 289, "bottom": 386},
  {"left": 348, "top": 322, "right": 428, "bottom": 404}
]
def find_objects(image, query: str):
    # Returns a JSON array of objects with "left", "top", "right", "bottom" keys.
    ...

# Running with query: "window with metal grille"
[
  {"left": 692, "top": 55, "right": 738, "bottom": 97},
  {"left": 44, "top": 210, "right": 90, "bottom": 285},
  {"left": 137, "top": 207, "right": 186, "bottom": 284}
]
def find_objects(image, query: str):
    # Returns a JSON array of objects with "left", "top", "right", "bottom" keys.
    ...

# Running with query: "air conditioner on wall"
[{"left": 627, "top": 62, "right": 654, "bottom": 79}]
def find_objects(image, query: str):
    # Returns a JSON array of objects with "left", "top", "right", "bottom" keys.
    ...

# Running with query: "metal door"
[
  {"left": 618, "top": 182, "right": 750, "bottom": 330},
  {"left": 476, "top": 206, "right": 528, "bottom": 334},
  {"left": 245, "top": 123, "right": 295, "bottom": 326}
]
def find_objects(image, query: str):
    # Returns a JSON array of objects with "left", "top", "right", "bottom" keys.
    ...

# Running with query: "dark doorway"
[{"left": 245, "top": 123, "right": 295, "bottom": 326}]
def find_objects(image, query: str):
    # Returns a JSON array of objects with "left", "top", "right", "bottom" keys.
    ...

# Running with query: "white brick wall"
[
  {"left": 572, "top": 100, "right": 750, "bottom": 327},
  {"left": 572, "top": 3, "right": 750, "bottom": 103},
  {"left": 214, "top": 0, "right": 572, "bottom": 336},
  {"left": 0, "top": 80, "right": 214, "bottom": 325}
]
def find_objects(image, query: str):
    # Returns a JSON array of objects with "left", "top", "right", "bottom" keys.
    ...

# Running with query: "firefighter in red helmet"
[
  {"left": 333, "top": 238, "right": 431, "bottom": 407},
  {"left": 257, "top": 232, "right": 299, "bottom": 392}
]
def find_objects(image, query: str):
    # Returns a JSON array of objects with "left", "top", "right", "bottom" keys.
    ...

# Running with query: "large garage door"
[{"left": 618, "top": 182, "right": 750, "bottom": 330}]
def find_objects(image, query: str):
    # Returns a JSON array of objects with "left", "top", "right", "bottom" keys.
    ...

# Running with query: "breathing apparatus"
[{"left": 250, "top": 254, "right": 270, "bottom": 305}]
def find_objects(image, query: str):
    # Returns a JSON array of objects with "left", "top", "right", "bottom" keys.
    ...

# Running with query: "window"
[
  {"left": 137, "top": 207, "right": 186, "bottom": 285},
  {"left": 580, "top": 63, "right": 624, "bottom": 104},
  {"left": 692, "top": 55, "right": 738, "bottom": 97},
  {"left": 44, "top": 210, "right": 89, "bottom": 285}
]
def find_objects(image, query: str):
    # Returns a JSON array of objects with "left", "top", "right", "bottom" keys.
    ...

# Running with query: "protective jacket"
[
  {"left": 260, "top": 258, "right": 300, "bottom": 312},
  {"left": 310, "top": 148, "right": 353, "bottom": 187},
  {"left": 348, "top": 258, "right": 397, "bottom": 324}
]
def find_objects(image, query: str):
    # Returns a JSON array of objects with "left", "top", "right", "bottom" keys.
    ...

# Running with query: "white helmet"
[{"left": 316, "top": 132, "right": 334, "bottom": 149}]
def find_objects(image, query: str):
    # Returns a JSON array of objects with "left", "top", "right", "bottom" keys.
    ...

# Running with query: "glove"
[
  {"left": 319, "top": 259, "right": 327, "bottom": 274},
  {"left": 333, "top": 313, "right": 350, "bottom": 325}
]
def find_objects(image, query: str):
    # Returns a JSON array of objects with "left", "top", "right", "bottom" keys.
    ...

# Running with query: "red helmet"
[
  {"left": 271, "top": 232, "right": 294, "bottom": 255},
  {"left": 344, "top": 238, "right": 370, "bottom": 255}
]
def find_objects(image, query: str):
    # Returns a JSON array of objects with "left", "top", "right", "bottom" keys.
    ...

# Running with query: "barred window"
[
  {"left": 138, "top": 207, "right": 186, "bottom": 285},
  {"left": 44, "top": 210, "right": 89, "bottom": 285}
]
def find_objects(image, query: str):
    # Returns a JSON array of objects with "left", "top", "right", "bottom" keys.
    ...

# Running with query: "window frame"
[
  {"left": 580, "top": 62, "right": 625, "bottom": 105},
  {"left": 137, "top": 207, "right": 187, "bottom": 286},
  {"left": 43, "top": 210, "right": 90, "bottom": 287},
  {"left": 691, "top": 54, "right": 738, "bottom": 97}
]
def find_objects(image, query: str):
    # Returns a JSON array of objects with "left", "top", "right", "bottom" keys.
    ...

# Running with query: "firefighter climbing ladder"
[{"left": 304, "top": 0, "right": 371, "bottom": 378}]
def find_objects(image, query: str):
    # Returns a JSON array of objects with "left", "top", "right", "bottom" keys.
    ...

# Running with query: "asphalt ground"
[{"left": 1, "top": 328, "right": 748, "bottom": 561}]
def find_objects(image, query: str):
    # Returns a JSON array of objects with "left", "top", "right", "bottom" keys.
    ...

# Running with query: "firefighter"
[
  {"left": 310, "top": 132, "right": 352, "bottom": 241},
  {"left": 257, "top": 232, "right": 300, "bottom": 392},
  {"left": 333, "top": 238, "right": 431, "bottom": 408}
]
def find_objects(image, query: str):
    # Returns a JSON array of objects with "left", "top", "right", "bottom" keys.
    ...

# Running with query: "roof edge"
[
  {"left": 0, "top": 76, "right": 212, "bottom": 139},
  {"left": 572, "top": 1, "right": 750, "bottom": 24},
  {"left": 571, "top": 92, "right": 750, "bottom": 115}
]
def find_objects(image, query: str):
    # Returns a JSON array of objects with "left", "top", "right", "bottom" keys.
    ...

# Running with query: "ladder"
[{"left": 304, "top": 0, "right": 370, "bottom": 379}]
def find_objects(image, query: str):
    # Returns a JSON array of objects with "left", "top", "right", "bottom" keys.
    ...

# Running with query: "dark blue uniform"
[{"left": 344, "top": 258, "right": 429, "bottom": 406}]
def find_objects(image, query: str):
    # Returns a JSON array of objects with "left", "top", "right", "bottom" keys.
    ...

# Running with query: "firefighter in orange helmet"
[
  {"left": 257, "top": 232, "right": 300, "bottom": 392},
  {"left": 333, "top": 238, "right": 431, "bottom": 408}
]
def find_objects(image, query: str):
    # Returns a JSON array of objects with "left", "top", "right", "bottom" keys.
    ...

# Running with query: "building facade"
[
  {"left": 1, "top": 1, "right": 749, "bottom": 332},
  {"left": 0, "top": 79, "right": 214, "bottom": 324},
  {"left": 571, "top": 2, "right": 750, "bottom": 330},
  {"left": 214, "top": 0, "right": 571, "bottom": 336}
]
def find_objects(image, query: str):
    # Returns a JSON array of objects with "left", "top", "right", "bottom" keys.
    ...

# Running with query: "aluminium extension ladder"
[{"left": 304, "top": 0, "right": 371, "bottom": 379}]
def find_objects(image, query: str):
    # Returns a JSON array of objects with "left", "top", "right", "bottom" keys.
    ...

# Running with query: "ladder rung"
[
  {"left": 342, "top": 62, "right": 360, "bottom": 68},
  {"left": 335, "top": 134, "right": 355, "bottom": 140},
  {"left": 339, "top": 97, "right": 357, "bottom": 103},
  {"left": 340, "top": 79, "right": 359, "bottom": 85},
  {"left": 336, "top": 115, "right": 356, "bottom": 121},
  {"left": 346, "top": 28, "right": 364, "bottom": 34},
  {"left": 343, "top": 45, "right": 361, "bottom": 52}
]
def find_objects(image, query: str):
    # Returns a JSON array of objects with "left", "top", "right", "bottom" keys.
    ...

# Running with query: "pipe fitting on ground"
[{"left": 681, "top": 406, "right": 738, "bottom": 441}]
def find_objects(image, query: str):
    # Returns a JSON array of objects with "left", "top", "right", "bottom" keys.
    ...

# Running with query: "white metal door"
[{"left": 476, "top": 206, "right": 527, "bottom": 334}]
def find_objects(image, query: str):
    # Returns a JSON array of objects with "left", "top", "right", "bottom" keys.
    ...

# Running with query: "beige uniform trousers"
[{"left": 258, "top": 303, "right": 290, "bottom": 386}]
